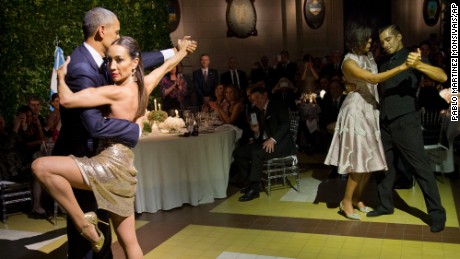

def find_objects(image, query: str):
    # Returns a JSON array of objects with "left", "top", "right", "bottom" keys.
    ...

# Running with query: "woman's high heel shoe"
[
  {"left": 339, "top": 202, "right": 361, "bottom": 220},
  {"left": 80, "top": 211, "right": 109, "bottom": 253},
  {"left": 352, "top": 202, "right": 372, "bottom": 213}
]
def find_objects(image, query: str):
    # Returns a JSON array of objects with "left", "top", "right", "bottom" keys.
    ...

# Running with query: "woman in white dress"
[{"left": 324, "top": 24, "right": 410, "bottom": 220}]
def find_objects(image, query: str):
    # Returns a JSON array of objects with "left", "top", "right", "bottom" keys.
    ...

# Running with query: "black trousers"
[
  {"left": 377, "top": 111, "right": 445, "bottom": 220},
  {"left": 233, "top": 138, "right": 294, "bottom": 182}
]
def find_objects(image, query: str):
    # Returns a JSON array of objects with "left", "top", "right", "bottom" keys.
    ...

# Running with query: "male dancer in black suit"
[
  {"left": 367, "top": 24, "right": 447, "bottom": 233},
  {"left": 233, "top": 86, "right": 296, "bottom": 201},
  {"left": 192, "top": 54, "right": 219, "bottom": 108},
  {"left": 52, "top": 7, "right": 196, "bottom": 257}
]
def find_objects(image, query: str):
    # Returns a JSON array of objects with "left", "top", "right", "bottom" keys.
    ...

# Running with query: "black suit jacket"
[
  {"left": 192, "top": 68, "right": 219, "bottom": 100},
  {"left": 319, "top": 93, "right": 346, "bottom": 128},
  {"left": 221, "top": 69, "right": 248, "bottom": 91},
  {"left": 275, "top": 62, "right": 298, "bottom": 84},
  {"left": 255, "top": 100, "right": 295, "bottom": 154}
]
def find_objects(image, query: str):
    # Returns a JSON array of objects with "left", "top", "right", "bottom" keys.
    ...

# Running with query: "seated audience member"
[
  {"left": 233, "top": 86, "right": 296, "bottom": 202},
  {"left": 45, "top": 93, "right": 61, "bottom": 142},
  {"left": 160, "top": 64, "right": 188, "bottom": 113},
  {"left": 16, "top": 105, "right": 47, "bottom": 218},
  {"left": 0, "top": 112, "right": 29, "bottom": 183},
  {"left": 418, "top": 77, "right": 449, "bottom": 111},
  {"left": 271, "top": 77, "right": 298, "bottom": 111},
  {"left": 297, "top": 83, "right": 321, "bottom": 155},
  {"left": 203, "top": 84, "right": 228, "bottom": 113},
  {"left": 209, "top": 84, "right": 250, "bottom": 143},
  {"left": 319, "top": 80, "right": 346, "bottom": 140}
]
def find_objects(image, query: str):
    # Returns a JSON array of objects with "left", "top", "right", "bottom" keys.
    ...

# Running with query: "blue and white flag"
[{"left": 50, "top": 46, "right": 65, "bottom": 110}]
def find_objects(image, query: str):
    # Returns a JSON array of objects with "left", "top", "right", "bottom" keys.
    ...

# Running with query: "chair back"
[
  {"left": 421, "top": 109, "right": 443, "bottom": 145},
  {"left": 289, "top": 111, "right": 300, "bottom": 148}
]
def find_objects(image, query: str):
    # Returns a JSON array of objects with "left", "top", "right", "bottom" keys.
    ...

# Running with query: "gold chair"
[
  {"left": 262, "top": 111, "right": 300, "bottom": 196},
  {"left": 0, "top": 181, "right": 32, "bottom": 224}
]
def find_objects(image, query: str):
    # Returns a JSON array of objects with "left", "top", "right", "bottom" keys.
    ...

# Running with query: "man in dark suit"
[
  {"left": 367, "top": 24, "right": 447, "bottom": 233},
  {"left": 274, "top": 50, "right": 298, "bottom": 85},
  {"left": 220, "top": 56, "right": 248, "bottom": 93},
  {"left": 233, "top": 86, "right": 296, "bottom": 202},
  {"left": 53, "top": 7, "right": 196, "bottom": 258},
  {"left": 251, "top": 56, "right": 276, "bottom": 93},
  {"left": 192, "top": 54, "right": 219, "bottom": 108}
]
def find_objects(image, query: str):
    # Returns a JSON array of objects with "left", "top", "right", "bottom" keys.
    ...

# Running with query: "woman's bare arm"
[
  {"left": 342, "top": 58, "right": 407, "bottom": 85},
  {"left": 58, "top": 56, "right": 125, "bottom": 108}
]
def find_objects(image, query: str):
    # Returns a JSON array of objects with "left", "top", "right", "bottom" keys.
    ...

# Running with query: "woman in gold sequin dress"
[
  {"left": 324, "top": 24, "right": 410, "bottom": 220},
  {"left": 32, "top": 37, "right": 191, "bottom": 258}
]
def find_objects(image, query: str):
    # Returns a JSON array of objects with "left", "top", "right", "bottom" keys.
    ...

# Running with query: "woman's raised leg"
[{"left": 32, "top": 156, "right": 100, "bottom": 243}]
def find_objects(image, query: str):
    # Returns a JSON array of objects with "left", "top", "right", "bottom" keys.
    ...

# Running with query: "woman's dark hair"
[
  {"left": 111, "top": 36, "right": 146, "bottom": 120},
  {"left": 50, "top": 93, "right": 59, "bottom": 102},
  {"left": 303, "top": 53, "right": 313, "bottom": 63},
  {"left": 17, "top": 105, "right": 31, "bottom": 115},
  {"left": 345, "top": 23, "right": 372, "bottom": 55},
  {"left": 224, "top": 84, "right": 241, "bottom": 102}
]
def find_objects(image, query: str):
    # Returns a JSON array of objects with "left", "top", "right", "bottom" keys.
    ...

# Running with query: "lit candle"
[
  {"left": 175, "top": 109, "right": 179, "bottom": 117},
  {"left": 158, "top": 103, "right": 162, "bottom": 111},
  {"left": 154, "top": 99, "right": 157, "bottom": 111}
]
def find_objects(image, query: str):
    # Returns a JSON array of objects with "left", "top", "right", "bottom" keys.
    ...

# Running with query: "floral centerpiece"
[{"left": 147, "top": 110, "right": 168, "bottom": 123}]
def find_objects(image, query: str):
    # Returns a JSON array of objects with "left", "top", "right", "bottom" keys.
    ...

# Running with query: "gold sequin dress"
[{"left": 70, "top": 139, "right": 137, "bottom": 217}]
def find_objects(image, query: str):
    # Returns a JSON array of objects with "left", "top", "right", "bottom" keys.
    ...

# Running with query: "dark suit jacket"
[
  {"left": 318, "top": 93, "right": 346, "bottom": 129},
  {"left": 221, "top": 69, "right": 248, "bottom": 91},
  {"left": 256, "top": 100, "right": 295, "bottom": 154},
  {"left": 274, "top": 62, "right": 298, "bottom": 84},
  {"left": 192, "top": 68, "right": 219, "bottom": 100}
]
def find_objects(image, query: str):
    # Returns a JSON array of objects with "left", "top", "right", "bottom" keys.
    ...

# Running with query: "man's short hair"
[
  {"left": 82, "top": 7, "right": 117, "bottom": 39},
  {"left": 249, "top": 85, "right": 268, "bottom": 95},
  {"left": 379, "top": 24, "right": 402, "bottom": 36}
]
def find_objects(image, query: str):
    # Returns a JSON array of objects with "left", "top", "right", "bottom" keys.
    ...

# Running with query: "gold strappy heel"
[{"left": 80, "top": 211, "right": 109, "bottom": 253}]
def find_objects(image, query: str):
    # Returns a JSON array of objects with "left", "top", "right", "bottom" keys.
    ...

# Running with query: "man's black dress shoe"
[
  {"left": 239, "top": 186, "right": 250, "bottom": 194},
  {"left": 366, "top": 209, "right": 393, "bottom": 217},
  {"left": 238, "top": 188, "right": 260, "bottom": 202},
  {"left": 430, "top": 217, "right": 446, "bottom": 233}
]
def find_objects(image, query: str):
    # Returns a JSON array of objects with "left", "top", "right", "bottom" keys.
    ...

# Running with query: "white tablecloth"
[{"left": 133, "top": 129, "right": 236, "bottom": 213}]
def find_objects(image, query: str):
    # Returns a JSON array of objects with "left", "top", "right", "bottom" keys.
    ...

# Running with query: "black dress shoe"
[
  {"left": 29, "top": 210, "right": 48, "bottom": 219},
  {"left": 430, "top": 217, "right": 446, "bottom": 233},
  {"left": 238, "top": 188, "right": 260, "bottom": 202},
  {"left": 366, "top": 209, "right": 393, "bottom": 217},
  {"left": 239, "top": 186, "right": 250, "bottom": 194}
]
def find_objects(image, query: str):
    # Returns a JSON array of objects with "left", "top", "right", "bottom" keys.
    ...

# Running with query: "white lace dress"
[{"left": 324, "top": 53, "right": 387, "bottom": 174}]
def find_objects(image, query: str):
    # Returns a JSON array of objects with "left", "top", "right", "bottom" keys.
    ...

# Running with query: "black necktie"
[
  {"left": 100, "top": 58, "right": 109, "bottom": 82},
  {"left": 259, "top": 109, "right": 266, "bottom": 138}
]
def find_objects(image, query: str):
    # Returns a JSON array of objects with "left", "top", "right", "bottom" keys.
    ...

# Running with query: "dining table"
[{"left": 133, "top": 125, "right": 238, "bottom": 213}]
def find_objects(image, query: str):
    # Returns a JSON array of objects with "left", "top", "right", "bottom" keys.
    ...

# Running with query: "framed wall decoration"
[
  {"left": 423, "top": 0, "right": 441, "bottom": 26},
  {"left": 226, "top": 0, "right": 257, "bottom": 38},
  {"left": 303, "top": 0, "right": 326, "bottom": 29},
  {"left": 168, "top": 0, "right": 181, "bottom": 32}
]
